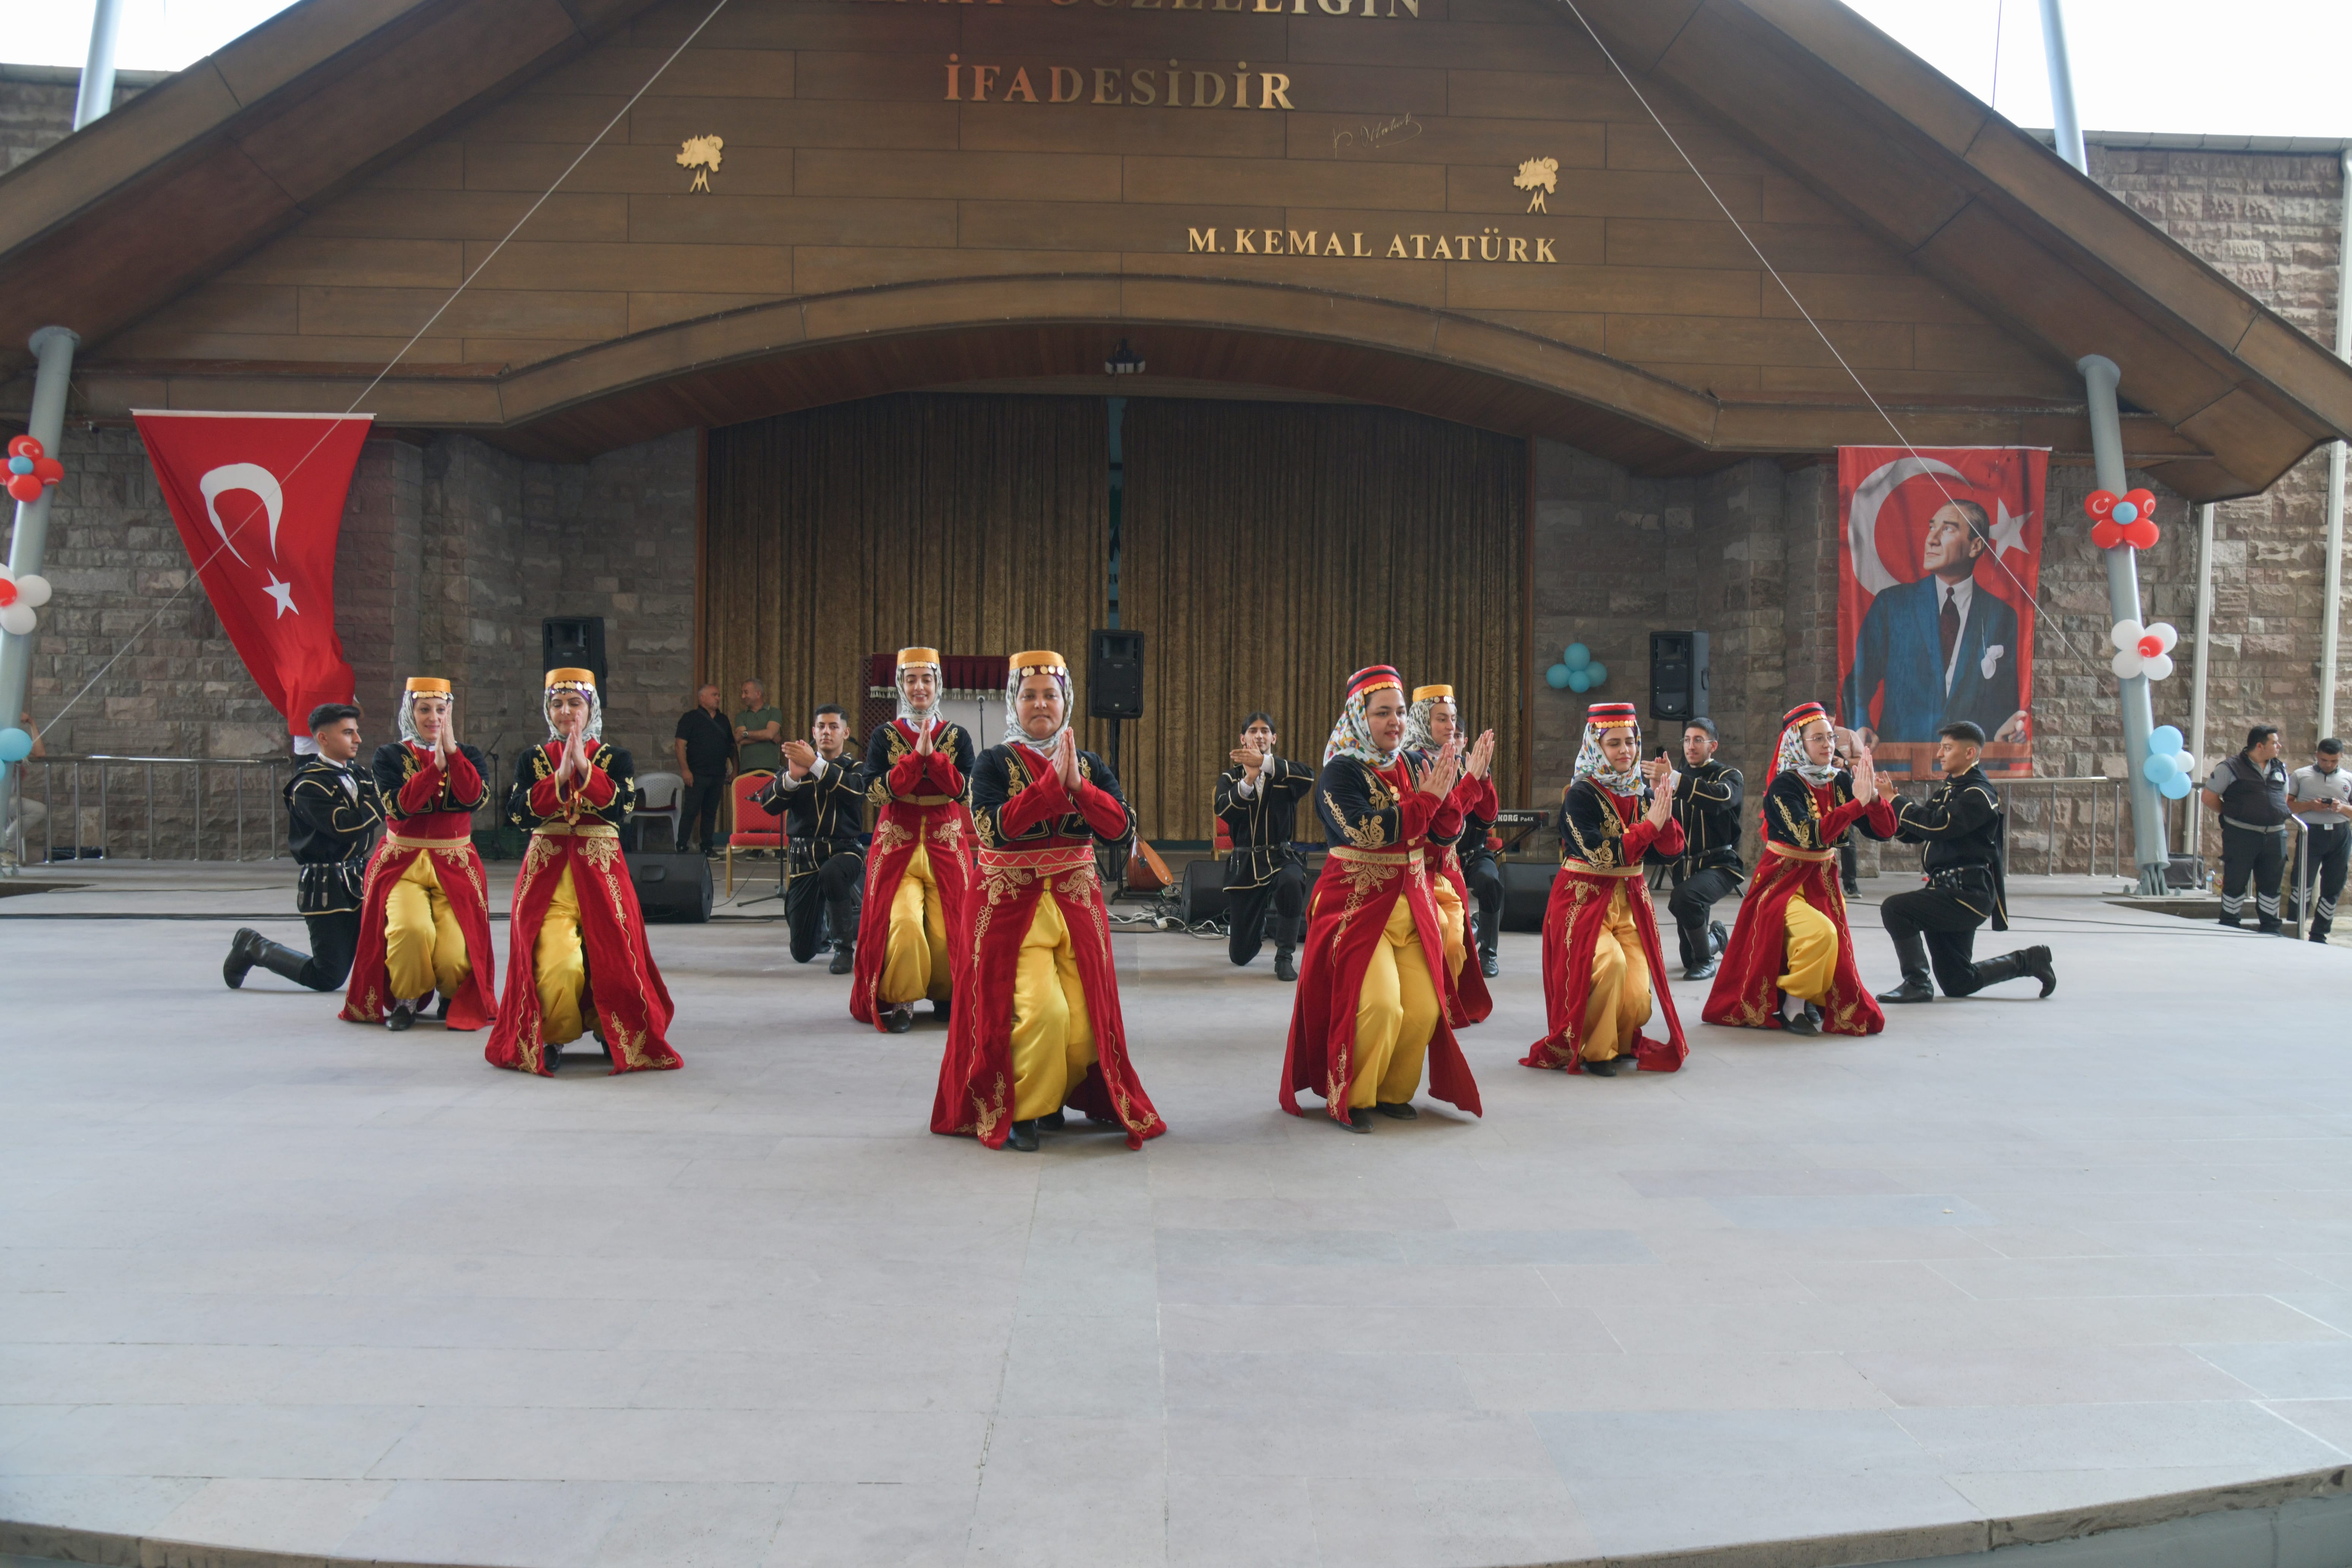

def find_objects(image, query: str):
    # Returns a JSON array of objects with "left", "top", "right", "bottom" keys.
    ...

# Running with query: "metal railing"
[
  {"left": 5, "top": 754, "right": 299, "bottom": 865},
  {"left": 1891, "top": 773, "right": 2188, "bottom": 879}
]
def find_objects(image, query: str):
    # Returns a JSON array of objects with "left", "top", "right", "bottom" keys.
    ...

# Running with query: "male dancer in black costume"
[
  {"left": 753, "top": 703, "right": 870, "bottom": 973},
  {"left": 223, "top": 703, "right": 384, "bottom": 991},
  {"left": 1665, "top": 716, "right": 1743, "bottom": 981},
  {"left": 1214, "top": 711, "right": 1314, "bottom": 980},
  {"left": 1875, "top": 721, "right": 2056, "bottom": 1003}
]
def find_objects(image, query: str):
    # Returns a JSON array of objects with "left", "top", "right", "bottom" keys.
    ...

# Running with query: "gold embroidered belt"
[
  {"left": 387, "top": 833, "right": 473, "bottom": 852},
  {"left": 534, "top": 822, "right": 620, "bottom": 839},
  {"left": 977, "top": 842, "right": 1094, "bottom": 875},
  {"left": 1560, "top": 860, "right": 1644, "bottom": 878},
  {"left": 1328, "top": 846, "right": 1418, "bottom": 867},
  {"left": 1767, "top": 842, "right": 1836, "bottom": 863},
  {"left": 895, "top": 794, "right": 958, "bottom": 806}
]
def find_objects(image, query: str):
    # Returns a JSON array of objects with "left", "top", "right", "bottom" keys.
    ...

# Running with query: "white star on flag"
[
  {"left": 1987, "top": 499, "right": 2030, "bottom": 563},
  {"left": 263, "top": 573, "right": 299, "bottom": 618}
]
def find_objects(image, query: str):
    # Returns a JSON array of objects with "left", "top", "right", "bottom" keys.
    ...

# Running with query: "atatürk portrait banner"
[{"left": 1836, "top": 446, "right": 2047, "bottom": 781}]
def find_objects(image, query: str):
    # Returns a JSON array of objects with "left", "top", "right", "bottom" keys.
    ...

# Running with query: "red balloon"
[
  {"left": 2123, "top": 487, "right": 2157, "bottom": 517},
  {"left": 5, "top": 473, "right": 43, "bottom": 503},
  {"left": 32, "top": 457, "right": 62, "bottom": 485},
  {"left": 2084, "top": 489, "right": 2118, "bottom": 520},
  {"left": 6, "top": 435, "right": 41, "bottom": 461},
  {"left": 2091, "top": 519, "right": 2123, "bottom": 550},
  {"left": 2137, "top": 633, "right": 2163, "bottom": 658},
  {"left": 0, "top": 578, "right": 15, "bottom": 608},
  {"left": 2122, "top": 518, "right": 2160, "bottom": 550}
]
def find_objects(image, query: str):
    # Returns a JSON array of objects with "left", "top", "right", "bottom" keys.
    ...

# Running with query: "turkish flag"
[{"left": 133, "top": 411, "right": 373, "bottom": 741}]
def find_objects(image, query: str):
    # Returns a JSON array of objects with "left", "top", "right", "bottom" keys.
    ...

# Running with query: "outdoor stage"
[{"left": 6, "top": 872, "right": 2352, "bottom": 1567}]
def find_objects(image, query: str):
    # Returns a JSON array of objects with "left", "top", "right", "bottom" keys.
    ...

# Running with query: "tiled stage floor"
[{"left": 5, "top": 870, "right": 2351, "bottom": 1566}]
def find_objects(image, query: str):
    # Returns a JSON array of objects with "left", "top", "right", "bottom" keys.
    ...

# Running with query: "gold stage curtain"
[
  {"left": 1119, "top": 399, "right": 1527, "bottom": 844},
  {"left": 702, "top": 394, "right": 1110, "bottom": 754}
]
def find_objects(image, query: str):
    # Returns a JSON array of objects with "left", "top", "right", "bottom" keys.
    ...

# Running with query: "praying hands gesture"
[
  {"left": 1463, "top": 729, "right": 1496, "bottom": 781},
  {"left": 557, "top": 726, "right": 591, "bottom": 790},
  {"left": 1849, "top": 745, "right": 1880, "bottom": 805},
  {"left": 433, "top": 705, "right": 461, "bottom": 771},
  {"left": 782, "top": 740, "right": 816, "bottom": 779},
  {"left": 1642, "top": 753, "right": 1679, "bottom": 829},
  {"left": 913, "top": 716, "right": 935, "bottom": 757},
  {"left": 1415, "top": 738, "right": 1462, "bottom": 801},
  {"left": 1053, "top": 729, "right": 1084, "bottom": 794}
]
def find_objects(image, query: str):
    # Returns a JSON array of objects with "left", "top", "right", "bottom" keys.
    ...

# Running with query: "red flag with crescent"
[
  {"left": 133, "top": 411, "right": 373, "bottom": 742},
  {"left": 1836, "top": 447, "right": 2046, "bottom": 779}
]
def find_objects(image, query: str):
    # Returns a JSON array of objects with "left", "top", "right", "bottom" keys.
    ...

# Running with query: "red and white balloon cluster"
[
  {"left": 2109, "top": 617, "right": 2178, "bottom": 681},
  {"left": 0, "top": 567, "right": 51, "bottom": 638},
  {"left": 2085, "top": 487, "right": 2159, "bottom": 550},
  {"left": 5, "top": 434, "right": 63, "bottom": 506}
]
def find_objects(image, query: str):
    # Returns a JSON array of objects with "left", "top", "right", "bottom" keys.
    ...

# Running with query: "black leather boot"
[
  {"left": 828, "top": 893, "right": 860, "bottom": 974},
  {"left": 249, "top": 934, "right": 316, "bottom": 987},
  {"left": 828, "top": 940, "right": 854, "bottom": 976},
  {"left": 223, "top": 928, "right": 268, "bottom": 989},
  {"left": 1274, "top": 916, "right": 1299, "bottom": 983},
  {"left": 1007, "top": 1119, "right": 1040, "bottom": 1152},
  {"left": 1876, "top": 928, "right": 1934, "bottom": 1004}
]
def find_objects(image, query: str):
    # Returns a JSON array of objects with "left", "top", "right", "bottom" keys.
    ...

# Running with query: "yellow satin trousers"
[
  {"left": 1579, "top": 882, "right": 1655, "bottom": 1062},
  {"left": 1431, "top": 868, "right": 1468, "bottom": 979},
  {"left": 385, "top": 853, "right": 470, "bottom": 1003},
  {"left": 1009, "top": 880, "right": 1099, "bottom": 1121},
  {"left": 1778, "top": 891, "right": 1838, "bottom": 1004},
  {"left": 879, "top": 842, "right": 953, "bottom": 1006},
  {"left": 1350, "top": 893, "right": 1440, "bottom": 1108},
  {"left": 534, "top": 865, "right": 589, "bottom": 1046}
]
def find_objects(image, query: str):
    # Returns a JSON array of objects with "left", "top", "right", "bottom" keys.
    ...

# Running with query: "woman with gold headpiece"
[
  {"left": 339, "top": 677, "right": 498, "bottom": 1031},
  {"left": 1402, "top": 683, "right": 1497, "bottom": 1027},
  {"left": 484, "top": 668, "right": 680, "bottom": 1076},
  {"left": 1702, "top": 701, "right": 1896, "bottom": 1037},
  {"left": 852, "top": 647, "right": 978, "bottom": 1034},
  {"left": 1280, "top": 666, "right": 1482, "bottom": 1132},
  {"left": 1522, "top": 702, "right": 1686, "bottom": 1075},
  {"left": 932, "top": 651, "right": 1162, "bottom": 1153}
]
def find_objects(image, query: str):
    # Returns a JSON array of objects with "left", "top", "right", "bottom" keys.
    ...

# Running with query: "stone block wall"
[{"left": 0, "top": 65, "right": 161, "bottom": 173}]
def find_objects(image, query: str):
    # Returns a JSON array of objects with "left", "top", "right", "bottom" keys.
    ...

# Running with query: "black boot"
[
  {"left": 1274, "top": 917, "right": 1299, "bottom": 983},
  {"left": 1479, "top": 912, "right": 1501, "bottom": 977},
  {"left": 1876, "top": 928, "right": 1935, "bottom": 1004},
  {"left": 1344, "top": 1108, "right": 1374, "bottom": 1133},
  {"left": 1375, "top": 1100, "right": 1417, "bottom": 1119},
  {"left": 434, "top": 993, "right": 452, "bottom": 1021},
  {"left": 1582, "top": 1056, "right": 1621, "bottom": 1076},
  {"left": 828, "top": 894, "right": 860, "bottom": 975},
  {"left": 1039, "top": 1110, "right": 1067, "bottom": 1131},
  {"left": 828, "top": 940, "right": 854, "bottom": 976},
  {"left": 243, "top": 933, "right": 317, "bottom": 988},
  {"left": 1007, "top": 1119, "right": 1040, "bottom": 1152},
  {"left": 223, "top": 928, "right": 268, "bottom": 989}
]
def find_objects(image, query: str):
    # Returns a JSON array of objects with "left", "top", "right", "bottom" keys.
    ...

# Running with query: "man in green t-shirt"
[{"left": 734, "top": 679, "right": 784, "bottom": 775}]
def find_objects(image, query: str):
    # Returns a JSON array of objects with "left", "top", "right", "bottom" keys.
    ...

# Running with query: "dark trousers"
[
  {"left": 1666, "top": 865, "right": 1740, "bottom": 970},
  {"left": 298, "top": 910, "right": 362, "bottom": 992},
  {"left": 1879, "top": 887, "right": 2005, "bottom": 996},
  {"left": 1227, "top": 857, "right": 1307, "bottom": 966},
  {"left": 2219, "top": 824, "right": 2287, "bottom": 930},
  {"left": 785, "top": 852, "right": 865, "bottom": 963},
  {"left": 1461, "top": 849, "right": 1504, "bottom": 961},
  {"left": 2290, "top": 825, "right": 2350, "bottom": 938},
  {"left": 680, "top": 776, "right": 729, "bottom": 853},
  {"left": 1838, "top": 834, "right": 1860, "bottom": 893}
]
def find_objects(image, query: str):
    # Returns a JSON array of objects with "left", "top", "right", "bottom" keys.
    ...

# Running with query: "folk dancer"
[
  {"left": 484, "top": 668, "right": 680, "bottom": 1076},
  {"left": 1522, "top": 702, "right": 1687, "bottom": 1076},
  {"left": 851, "top": 647, "right": 978, "bottom": 1034},
  {"left": 1215, "top": 711, "right": 1315, "bottom": 980},
  {"left": 1665, "top": 716, "right": 1744, "bottom": 982},
  {"left": 338, "top": 678, "right": 498, "bottom": 1030},
  {"left": 1402, "top": 683, "right": 1495, "bottom": 1026},
  {"left": 1875, "top": 721, "right": 2055, "bottom": 1003},
  {"left": 752, "top": 703, "right": 869, "bottom": 973},
  {"left": 1279, "top": 667, "right": 1482, "bottom": 1132},
  {"left": 932, "top": 651, "right": 1162, "bottom": 1153},
  {"left": 1702, "top": 702, "right": 1896, "bottom": 1037},
  {"left": 224, "top": 703, "right": 383, "bottom": 993}
]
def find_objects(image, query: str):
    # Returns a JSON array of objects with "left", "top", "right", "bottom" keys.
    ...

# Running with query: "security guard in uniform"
[
  {"left": 1875, "top": 720, "right": 2055, "bottom": 1003},
  {"left": 2202, "top": 724, "right": 2292, "bottom": 933}
]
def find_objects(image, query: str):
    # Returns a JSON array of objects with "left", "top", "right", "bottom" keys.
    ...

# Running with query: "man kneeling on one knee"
[{"left": 1876, "top": 721, "right": 2054, "bottom": 1004}]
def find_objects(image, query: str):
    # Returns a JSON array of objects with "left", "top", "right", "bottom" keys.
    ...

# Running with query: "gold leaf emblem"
[
  {"left": 1514, "top": 156, "right": 1558, "bottom": 213},
  {"left": 677, "top": 134, "right": 724, "bottom": 193}
]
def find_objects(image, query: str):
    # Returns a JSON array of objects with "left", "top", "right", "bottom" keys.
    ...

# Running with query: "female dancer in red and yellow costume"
[
  {"left": 340, "top": 677, "right": 499, "bottom": 1031},
  {"left": 484, "top": 668, "right": 680, "bottom": 1076},
  {"left": 1702, "top": 702, "right": 1895, "bottom": 1037},
  {"left": 1402, "top": 683, "right": 1496, "bottom": 1027},
  {"left": 932, "top": 651, "right": 1163, "bottom": 1153},
  {"left": 1280, "top": 666, "right": 1481, "bottom": 1132},
  {"left": 1522, "top": 702, "right": 1687, "bottom": 1076},
  {"left": 851, "top": 647, "right": 978, "bottom": 1035}
]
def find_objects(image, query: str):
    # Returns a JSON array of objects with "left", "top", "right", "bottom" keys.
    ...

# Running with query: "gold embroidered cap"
[
  {"left": 1010, "top": 650, "right": 1068, "bottom": 678},
  {"left": 544, "top": 667, "right": 596, "bottom": 689},
  {"left": 1412, "top": 684, "right": 1454, "bottom": 704},
  {"left": 404, "top": 677, "right": 452, "bottom": 695},
  {"left": 896, "top": 647, "right": 941, "bottom": 670}
]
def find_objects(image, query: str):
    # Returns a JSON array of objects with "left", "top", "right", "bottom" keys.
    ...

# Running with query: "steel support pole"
[
  {"left": 73, "top": 0, "right": 126, "bottom": 131},
  {"left": 0, "top": 327, "right": 81, "bottom": 866},
  {"left": 2188, "top": 501, "right": 2216, "bottom": 855},
  {"left": 2038, "top": 0, "right": 2088, "bottom": 175},
  {"left": 2317, "top": 149, "right": 2351, "bottom": 743},
  {"left": 2080, "top": 354, "right": 2170, "bottom": 893}
]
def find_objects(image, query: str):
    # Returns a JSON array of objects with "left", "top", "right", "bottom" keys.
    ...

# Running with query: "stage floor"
[{"left": 6, "top": 874, "right": 2352, "bottom": 1566}]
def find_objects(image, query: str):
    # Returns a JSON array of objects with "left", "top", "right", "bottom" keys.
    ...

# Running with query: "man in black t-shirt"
[{"left": 673, "top": 684, "right": 737, "bottom": 855}]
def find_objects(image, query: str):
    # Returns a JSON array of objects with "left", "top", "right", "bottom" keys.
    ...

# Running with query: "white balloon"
[
  {"left": 2143, "top": 652, "right": 2175, "bottom": 681},
  {"left": 2151, "top": 621, "right": 2178, "bottom": 653},
  {"left": 0, "top": 602, "right": 33, "bottom": 637},
  {"left": 2174, "top": 750, "right": 2196, "bottom": 776},
  {"left": 14, "top": 574, "right": 49, "bottom": 609},
  {"left": 2112, "top": 619, "right": 2141, "bottom": 650},
  {"left": 2111, "top": 649, "right": 2139, "bottom": 679}
]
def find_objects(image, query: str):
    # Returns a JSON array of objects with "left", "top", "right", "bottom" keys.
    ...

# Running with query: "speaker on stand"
[
  {"left": 543, "top": 616, "right": 608, "bottom": 692},
  {"left": 1087, "top": 630, "right": 1145, "bottom": 893},
  {"left": 1648, "top": 630, "right": 1709, "bottom": 725}
]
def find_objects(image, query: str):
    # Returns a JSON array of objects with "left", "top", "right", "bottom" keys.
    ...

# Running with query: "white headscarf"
[
  {"left": 895, "top": 656, "right": 942, "bottom": 728},
  {"left": 1324, "top": 667, "right": 1406, "bottom": 769},
  {"left": 1005, "top": 651, "right": 1073, "bottom": 759},
  {"left": 1573, "top": 705, "right": 1645, "bottom": 798},
  {"left": 1772, "top": 705, "right": 1840, "bottom": 788},
  {"left": 1404, "top": 689, "right": 1459, "bottom": 755},
  {"left": 544, "top": 672, "right": 603, "bottom": 742}
]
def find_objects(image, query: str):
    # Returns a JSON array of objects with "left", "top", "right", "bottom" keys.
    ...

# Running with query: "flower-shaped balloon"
[
  {"left": 0, "top": 567, "right": 52, "bottom": 638},
  {"left": 2086, "top": 487, "right": 2159, "bottom": 550},
  {"left": 2110, "top": 617, "right": 2177, "bottom": 681}
]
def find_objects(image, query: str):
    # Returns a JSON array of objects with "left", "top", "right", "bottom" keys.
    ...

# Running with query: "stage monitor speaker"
[
  {"left": 628, "top": 850, "right": 712, "bottom": 923},
  {"left": 1088, "top": 629, "right": 1145, "bottom": 720},
  {"left": 1180, "top": 856, "right": 1227, "bottom": 925},
  {"left": 1649, "top": 630, "right": 1709, "bottom": 724},
  {"left": 1500, "top": 861, "right": 1558, "bottom": 932},
  {"left": 544, "top": 616, "right": 608, "bottom": 696}
]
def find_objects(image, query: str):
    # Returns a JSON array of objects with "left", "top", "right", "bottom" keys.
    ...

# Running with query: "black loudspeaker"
[
  {"left": 1500, "top": 861, "right": 1559, "bottom": 932},
  {"left": 1181, "top": 857, "right": 1227, "bottom": 924},
  {"left": 1088, "top": 629, "right": 1145, "bottom": 720},
  {"left": 628, "top": 850, "right": 712, "bottom": 923},
  {"left": 544, "top": 617, "right": 608, "bottom": 695},
  {"left": 1649, "top": 630, "right": 1709, "bottom": 724}
]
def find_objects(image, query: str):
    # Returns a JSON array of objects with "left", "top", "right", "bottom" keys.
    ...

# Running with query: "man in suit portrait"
[{"left": 1843, "top": 499, "right": 2028, "bottom": 747}]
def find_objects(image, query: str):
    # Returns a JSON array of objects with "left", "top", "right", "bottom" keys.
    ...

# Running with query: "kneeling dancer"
[
  {"left": 931, "top": 651, "right": 1162, "bottom": 1152},
  {"left": 852, "top": 648, "right": 976, "bottom": 1034},
  {"left": 1876, "top": 721, "right": 2054, "bottom": 1003},
  {"left": 1703, "top": 702, "right": 1895, "bottom": 1037},
  {"left": 225, "top": 703, "right": 383, "bottom": 993},
  {"left": 339, "top": 678, "right": 498, "bottom": 1030},
  {"left": 485, "top": 669, "right": 680, "bottom": 1076},
  {"left": 1215, "top": 711, "right": 1314, "bottom": 980},
  {"left": 1523, "top": 702, "right": 1687, "bottom": 1076},
  {"left": 753, "top": 704, "right": 869, "bottom": 974},
  {"left": 1280, "top": 667, "right": 1482, "bottom": 1132}
]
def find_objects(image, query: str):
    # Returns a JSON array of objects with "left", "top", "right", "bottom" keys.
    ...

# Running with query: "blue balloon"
[
  {"left": 2150, "top": 725, "right": 2184, "bottom": 756},
  {"left": 1567, "top": 670, "right": 1592, "bottom": 693},
  {"left": 2159, "top": 770, "right": 2193, "bottom": 800},
  {"left": 0, "top": 727, "right": 29, "bottom": 763},
  {"left": 1585, "top": 661, "right": 1607, "bottom": 687},
  {"left": 2141, "top": 752, "right": 2180, "bottom": 785},
  {"left": 1545, "top": 663, "right": 1571, "bottom": 690},
  {"left": 2112, "top": 501, "right": 2139, "bottom": 525},
  {"left": 5, "top": 456, "right": 30, "bottom": 476},
  {"left": 1563, "top": 643, "right": 1591, "bottom": 670}
]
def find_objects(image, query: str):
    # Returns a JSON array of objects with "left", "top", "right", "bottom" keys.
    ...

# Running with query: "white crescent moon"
[
  {"left": 198, "top": 462, "right": 284, "bottom": 566},
  {"left": 1848, "top": 456, "right": 1968, "bottom": 596}
]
